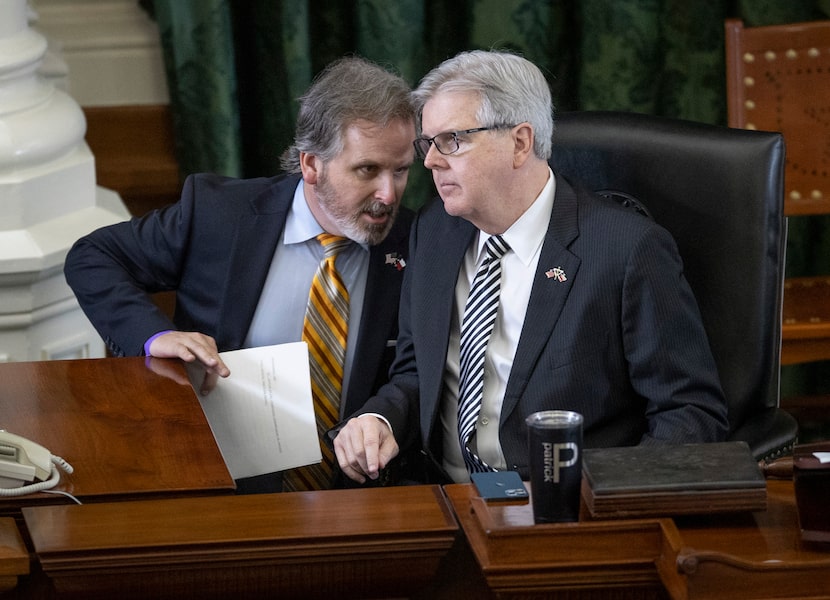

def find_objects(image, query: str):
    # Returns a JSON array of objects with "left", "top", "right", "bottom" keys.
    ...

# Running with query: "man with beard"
[{"left": 64, "top": 56, "right": 416, "bottom": 493}]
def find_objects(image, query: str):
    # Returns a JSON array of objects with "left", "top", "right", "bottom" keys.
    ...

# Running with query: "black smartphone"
[{"left": 471, "top": 471, "right": 529, "bottom": 502}]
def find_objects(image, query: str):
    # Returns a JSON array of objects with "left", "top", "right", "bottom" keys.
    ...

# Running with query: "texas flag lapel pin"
[
  {"left": 385, "top": 252, "right": 406, "bottom": 271},
  {"left": 545, "top": 266, "right": 567, "bottom": 282}
]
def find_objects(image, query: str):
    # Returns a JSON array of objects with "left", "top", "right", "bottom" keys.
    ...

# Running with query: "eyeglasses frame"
[{"left": 413, "top": 124, "right": 519, "bottom": 159}]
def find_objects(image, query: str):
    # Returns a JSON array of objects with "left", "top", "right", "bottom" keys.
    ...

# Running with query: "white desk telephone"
[{"left": 0, "top": 430, "right": 73, "bottom": 496}]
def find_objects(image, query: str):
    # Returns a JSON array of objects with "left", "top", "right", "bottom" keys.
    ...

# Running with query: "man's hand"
[
  {"left": 145, "top": 356, "right": 222, "bottom": 395},
  {"left": 148, "top": 331, "right": 230, "bottom": 378},
  {"left": 144, "top": 356, "right": 192, "bottom": 386},
  {"left": 333, "top": 415, "right": 399, "bottom": 484}
]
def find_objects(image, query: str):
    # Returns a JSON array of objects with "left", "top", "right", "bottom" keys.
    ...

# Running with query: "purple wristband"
[{"left": 144, "top": 330, "right": 173, "bottom": 356}]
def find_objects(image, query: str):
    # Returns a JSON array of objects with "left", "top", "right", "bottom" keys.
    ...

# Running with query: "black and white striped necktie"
[{"left": 457, "top": 234, "right": 510, "bottom": 473}]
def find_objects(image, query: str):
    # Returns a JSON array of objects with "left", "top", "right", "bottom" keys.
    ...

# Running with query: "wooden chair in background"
[{"left": 725, "top": 19, "right": 830, "bottom": 439}]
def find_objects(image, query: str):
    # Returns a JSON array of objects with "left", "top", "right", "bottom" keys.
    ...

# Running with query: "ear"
[
  {"left": 512, "top": 123, "right": 534, "bottom": 168},
  {"left": 299, "top": 152, "right": 321, "bottom": 185}
]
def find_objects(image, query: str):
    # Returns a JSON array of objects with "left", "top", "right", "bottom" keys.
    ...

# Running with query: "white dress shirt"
[
  {"left": 244, "top": 180, "right": 369, "bottom": 413},
  {"left": 441, "top": 169, "right": 556, "bottom": 482}
]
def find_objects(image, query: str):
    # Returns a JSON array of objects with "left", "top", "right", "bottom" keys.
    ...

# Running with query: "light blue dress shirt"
[{"left": 243, "top": 180, "right": 369, "bottom": 413}]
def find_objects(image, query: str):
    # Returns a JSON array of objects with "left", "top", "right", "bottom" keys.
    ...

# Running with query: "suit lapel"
[
  {"left": 502, "top": 177, "right": 581, "bottom": 416},
  {"left": 421, "top": 212, "right": 476, "bottom": 346},
  {"left": 419, "top": 213, "right": 478, "bottom": 443},
  {"left": 216, "top": 176, "right": 297, "bottom": 349},
  {"left": 343, "top": 211, "right": 412, "bottom": 415}
]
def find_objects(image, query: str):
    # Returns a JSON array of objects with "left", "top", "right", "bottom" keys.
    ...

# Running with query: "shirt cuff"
[
  {"left": 144, "top": 330, "right": 173, "bottom": 356},
  {"left": 359, "top": 412, "right": 394, "bottom": 437}
]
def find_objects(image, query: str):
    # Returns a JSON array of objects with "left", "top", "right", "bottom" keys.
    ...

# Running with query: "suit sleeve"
[
  {"left": 64, "top": 176, "right": 201, "bottom": 356},
  {"left": 347, "top": 212, "right": 423, "bottom": 452},
  {"left": 622, "top": 225, "right": 730, "bottom": 444}
]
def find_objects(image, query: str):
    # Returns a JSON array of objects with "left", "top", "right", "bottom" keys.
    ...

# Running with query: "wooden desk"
[
  {"left": 672, "top": 479, "right": 830, "bottom": 599},
  {"left": 0, "top": 357, "right": 233, "bottom": 514},
  {"left": 444, "top": 483, "right": 675, "bottom": 599},
  {"left": 0, "top": 518, "right": 28, "bottom": 593},
  {"left": 446, "top": 480, "right": 830, "bottom": 600},
  {"left": 3, "top": 357, "right": 827, "bottom": 600},
  {"left": 22, "top": 485, "right": 459, "bottom": 600},
  {"left": 14, "top": 479, "right": 830, "bottom": 599}
]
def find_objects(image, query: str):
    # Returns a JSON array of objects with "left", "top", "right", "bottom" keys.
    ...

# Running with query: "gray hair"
[
  {"left": 280, "top": 56, "right": 414, "bottom": 173},
  {"left": 411, "top": 50, "right": 553, "bottom": 160}
]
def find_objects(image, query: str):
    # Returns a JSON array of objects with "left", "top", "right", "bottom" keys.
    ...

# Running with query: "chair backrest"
[
  {"left": 725, "top": 18, "right": 830, "bottom": 217},
  {"left": 549, "top": 111, "right": 796, "bottom": 459}
]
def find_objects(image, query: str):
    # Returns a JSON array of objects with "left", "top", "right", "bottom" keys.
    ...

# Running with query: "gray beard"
[{"left": 315, "top": 176, "right": 397, "bottom": 245}]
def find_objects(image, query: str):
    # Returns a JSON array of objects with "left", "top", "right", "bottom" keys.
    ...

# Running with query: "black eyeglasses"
[{"left": 413, "top": 124, "right": 517, "bottom": 159}]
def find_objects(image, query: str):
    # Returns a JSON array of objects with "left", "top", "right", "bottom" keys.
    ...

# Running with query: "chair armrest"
[{"left": 728, "top": 407, "right": 798, "bottom": 462}]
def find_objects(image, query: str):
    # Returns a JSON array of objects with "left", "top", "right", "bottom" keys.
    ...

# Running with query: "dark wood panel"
[
  {"left": 0, "top": 518, "right": 28, "bottom": 592},
  {"left": 22, "top": 486, "right": 458, "bottom": 600},
  {"left": 781, "top": 277, "right": 830, "bottom": 365},
  {"left": 83, "top": 104, "right": 181, "bottom": 216}
]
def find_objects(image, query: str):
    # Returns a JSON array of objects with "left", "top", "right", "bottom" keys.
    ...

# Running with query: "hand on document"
[
  {"left": 147, "top": 331, "right": 231, "bottom": 384},
  {"left": 145, "top": 356, "right": 220, "bottom": 395}
]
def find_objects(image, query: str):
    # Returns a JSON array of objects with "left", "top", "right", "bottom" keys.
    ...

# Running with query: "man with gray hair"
[
  {"left": 333, "top": 49, "right": 729, "bottom": 485},
  {"left": 65, "top": 56, "right": 416, "bottom": 493}
]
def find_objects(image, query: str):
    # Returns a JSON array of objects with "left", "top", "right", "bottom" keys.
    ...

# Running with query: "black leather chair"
[{"left": 549, "top": 111, "right": 797, "bottom": 461}]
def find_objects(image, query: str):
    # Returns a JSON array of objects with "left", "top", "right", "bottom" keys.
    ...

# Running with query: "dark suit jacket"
[
  {"left": 65, "top": 173, "right": 413, "bottom": 417},
  {"left": 353, "top": 175, "right": 729, "bottom": 481}
]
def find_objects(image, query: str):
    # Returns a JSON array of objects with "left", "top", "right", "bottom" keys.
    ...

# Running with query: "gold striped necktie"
[{"left": 283, "top": 233, "right": 352, "bottom": 491}]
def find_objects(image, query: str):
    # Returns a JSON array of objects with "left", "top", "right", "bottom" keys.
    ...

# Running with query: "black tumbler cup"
[{"left": 525, "top": 410, "right": 583, "bottom": 523}]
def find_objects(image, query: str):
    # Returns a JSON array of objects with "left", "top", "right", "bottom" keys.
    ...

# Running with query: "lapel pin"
[
  {"left": 546, "top": 266, "right": 567, "bottom": 282},
  {"left": 385, "top": 253, "right": 406, "bottom": 271}
]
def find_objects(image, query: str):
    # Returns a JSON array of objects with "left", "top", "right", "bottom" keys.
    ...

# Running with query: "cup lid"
[{"left": 525, "top": 410, "right": 583, "bottom": 428}]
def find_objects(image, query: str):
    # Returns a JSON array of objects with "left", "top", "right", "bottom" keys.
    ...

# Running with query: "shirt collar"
[
  {"left": 474, "top": 167, "right": 556, "bottom": 266},
  {"left": 284, "top": 180, "right": 323, "bottom": 245}
]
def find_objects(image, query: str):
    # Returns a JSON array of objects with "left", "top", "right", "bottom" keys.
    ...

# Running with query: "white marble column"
[{"left": 0, "top": 0, "right": 129, "bottom": 361}]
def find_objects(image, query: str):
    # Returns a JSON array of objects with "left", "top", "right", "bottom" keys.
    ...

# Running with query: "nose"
[
  {"left": 423, "top": 143, "right": 445, "bottom": 170},
  {"left": 375, "top": 173, "right": 397, "bottom": 204}
]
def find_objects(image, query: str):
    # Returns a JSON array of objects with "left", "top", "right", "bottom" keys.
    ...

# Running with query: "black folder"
[{"left": 581, "top": 441, "right": 767, "bottom": 518}]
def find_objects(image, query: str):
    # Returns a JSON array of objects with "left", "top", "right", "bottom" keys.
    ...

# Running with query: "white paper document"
[{"left": 187, "top": 342, "right": 321, "bottom": 480}]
